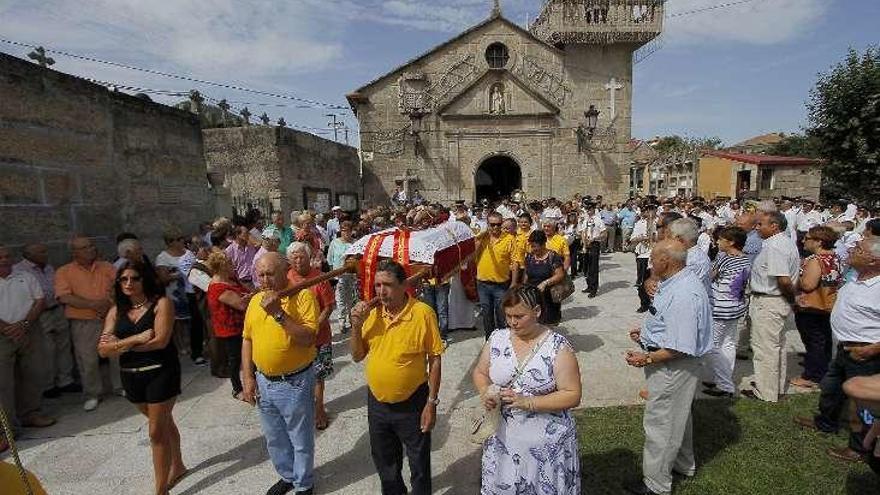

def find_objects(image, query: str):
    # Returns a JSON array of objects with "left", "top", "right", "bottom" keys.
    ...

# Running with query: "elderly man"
[
  {"left": 286, "top": 242, "right": 336, "bottom": 431},
  {"left": 578, "top": 202, "right": 606, "bottom": 297},
  {"left": 269, "top": 211, "right": 294, "bottom": 256},
  {"left": 242, "top": 252, "right": 320, "bottom": 495},
  {"left": 795, "top": 237, "right": 880, "bottom": 461},
  {"left": 226, "top": 225, "right": 259, "bottom": 288},
  {"left": 350, "top": 260, "right": 444, "bottom": 495},
  {"left": 1, "top": 246, "right": 55, "bottom": 453},
  {"left": 742, "top": 211, "right": 800, "bottom": 402},
  {"left": 667, "top": 218, "right": 712, "bottom": 296},
  {"left": 624, "top": 240, "right": 712, "bottom": 495},
  {"left": 326, "top": 206, "right": 344, "bottom": 242},
  {"left": 55, "top": 236, "right": 115, "bottom": 411},
  {"left": 253, "top": 229, "right": 281, "bottom": 289},
  {"left": 13, "top": 243, "right": 79, "bottom": 398}
]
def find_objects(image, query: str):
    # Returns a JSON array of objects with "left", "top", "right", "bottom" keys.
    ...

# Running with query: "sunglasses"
[
  {"left": 118, "top": 276, "right": 142, "bottom": 283},
  {"left": 489, "top": 223, "right": 503, "bottom": 227}
]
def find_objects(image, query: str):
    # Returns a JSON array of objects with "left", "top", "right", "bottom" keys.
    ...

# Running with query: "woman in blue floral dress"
[{"left": 472, "top": 285, "right": 583, "bottom": 494}]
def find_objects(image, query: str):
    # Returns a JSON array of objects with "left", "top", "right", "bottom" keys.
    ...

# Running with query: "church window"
[{"left": 485, "top": 43, "right": 509, "bottom": 69}]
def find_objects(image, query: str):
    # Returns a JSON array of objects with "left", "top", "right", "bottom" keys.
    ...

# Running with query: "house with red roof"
[{"left": 698, "top": 150, "right": 823, "bottom": 201}]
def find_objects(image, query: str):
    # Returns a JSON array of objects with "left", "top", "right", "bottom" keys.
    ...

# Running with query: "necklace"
[{"left": 130, "top": 298, "right": 148, "bottom": 310}]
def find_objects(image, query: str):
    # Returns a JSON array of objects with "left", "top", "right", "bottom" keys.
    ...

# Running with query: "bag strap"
[{"left": 506, "top": 330, "right": 552, "bottom": 388}]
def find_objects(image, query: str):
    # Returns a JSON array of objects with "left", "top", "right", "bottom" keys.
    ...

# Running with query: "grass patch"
[{"left": 575, "top": 393, "right": 879, "bottom": 494}]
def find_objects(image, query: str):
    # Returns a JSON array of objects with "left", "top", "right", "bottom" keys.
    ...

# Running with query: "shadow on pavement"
[
  {"left": 597, "top": 280, "right": 631, "bottom": 296},
  {"left": 177, "top": 436, "right": 267, "bottom": 495},
  {"left": 562, "top": 306, "right": 599, "bottom": 321}
]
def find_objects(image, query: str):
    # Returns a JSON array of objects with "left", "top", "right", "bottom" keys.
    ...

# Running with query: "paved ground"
[{"left": 7, "top": 253, "right": 808, "bottom": 494}]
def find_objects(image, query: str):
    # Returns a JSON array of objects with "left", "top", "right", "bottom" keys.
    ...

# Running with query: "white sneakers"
[{"left": 83, "top": 398, "right": 100, "bottom": 412}]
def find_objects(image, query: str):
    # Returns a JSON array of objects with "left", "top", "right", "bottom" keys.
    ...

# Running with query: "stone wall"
[
  {"left": 203, "top": 126, "right": 365, "bottom": 216},
  {"left": 0, "top": 52, "right": 211, "bottom": 262},
  {"left": 758, "top": 165, "right": 822, "bottom": 201}
]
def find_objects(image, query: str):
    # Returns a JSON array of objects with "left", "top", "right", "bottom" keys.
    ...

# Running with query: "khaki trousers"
[
  {"left": 0, "top": 325, "right": 47, "bottom": 431},
  {"left": 40, "top": 306, "right": 75, "bottom": 389},
  {"left": 643, "top": 357, "right": 699, "bottom": 494},
  {"left": 749, "top": 295, "right": 791, "bottom": 402},
  {"left": 70, "top": 319, "right": 105, "bottom": 398}
]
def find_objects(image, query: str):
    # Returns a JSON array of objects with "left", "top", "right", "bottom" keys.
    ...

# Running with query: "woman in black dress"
[
  {"left": 522, "top": 230, "right": 566, "bottom": 325},
  {"left": 98, "top": 261, "right": 187, "bottom": 494}
]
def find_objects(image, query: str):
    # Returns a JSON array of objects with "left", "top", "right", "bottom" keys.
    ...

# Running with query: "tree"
[
  {"left": 766, "top": 133, "right": 822, "bottom": 158},
  {"left": 652, "top": 135, "right": 722, "bottom": 157},
  {"left": 806, "top": 46, "right": 880, "bottom": 203}
]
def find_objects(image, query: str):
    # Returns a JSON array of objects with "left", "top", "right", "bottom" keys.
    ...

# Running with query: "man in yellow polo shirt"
[
  {"left": 476, "top": 212, "right": 519, "bottom": 339},
  {"left": 513, "top": 212, "right": 534, "bottom": 270},
  {"left": 241, "top": 252, "right": 320, "bottom": 495},
  {"left": 350, "top": 260, "right": 443, "bottom": 495},
  {"left": 542, "top": 219, "right": 571, "bottom": 272}
]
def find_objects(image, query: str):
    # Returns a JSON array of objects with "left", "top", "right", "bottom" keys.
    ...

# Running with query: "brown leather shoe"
[
  {"left": 827, "top": 446, "right": 862, "bottom": 462},
  {"left": 21, "top": 413, "right": 56, "bottom": 428},
  {"left": 638, "top": 389, "right": 649, "bottom": 401},
  {"left": 793, "top": 416, "right": 819, "bottom": 431},
  {"left": 789, "top": 377, "right": 819, "bottom": 389}
]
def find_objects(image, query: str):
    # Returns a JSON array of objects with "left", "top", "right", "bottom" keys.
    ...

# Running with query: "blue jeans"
[
  {"left": 420, "top": 284, "right": 450, "bottom": 338},
  {"left": 257, "top": 367, "right": 316, "bottom": 489},
  {"left": 477, "top": 280, "right": 509, "bottom": 339}
]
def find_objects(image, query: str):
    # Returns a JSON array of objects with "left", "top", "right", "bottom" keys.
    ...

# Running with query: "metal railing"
[{"left": 531, "top": 0, "right": 664, "bottom": 45}]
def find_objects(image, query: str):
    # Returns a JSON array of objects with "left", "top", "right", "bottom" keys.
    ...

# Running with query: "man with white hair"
[
  {"left": 253, "top": 228, "right": 281, "bottom": 289},
  {"left": 743, "top": 211, "right": 800, "bottom": 402},
  {"left": 624, "top": 240, "right": 712, "bottom": 495},
  {"left": 667, "top": 218, "right": 712, "bottom": 296},
  {"left": 114, "top": 238, "right": 145, "bottom": 270},
  {"left": 795, "top": 237, "right": 880, "bottom": 461}
]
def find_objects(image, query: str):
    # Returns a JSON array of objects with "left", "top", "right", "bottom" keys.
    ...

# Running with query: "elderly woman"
[
  {"left": 472, "top": 285, "right": 582, "bottom": 494},
  {"left": 204, "top": 252, "right": 251, "bottom": 400},
  {"left": 522, "top": 230, "right": 566, "bottom": 326},
  {"left": 791, "top": 225, "right": 843, "bottom": 389},
  {"left": 286, "top": 242, "right": 336, "bottom": 430},
  {"left": 98, "top": 262, "right": 187, "bottom": 494},
  {"left": 294, "top": 213, "right": 325, "bottom": 269}
]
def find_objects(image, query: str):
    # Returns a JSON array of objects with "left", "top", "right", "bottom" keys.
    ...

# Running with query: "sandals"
[{"left": 789, "top": 377, "right": 819, "bottom": 389}]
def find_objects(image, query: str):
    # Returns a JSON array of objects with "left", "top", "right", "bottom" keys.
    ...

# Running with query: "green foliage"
[
  {"left": 653, "top": 135, "right": 723, "bottom": 157},
  {"left": 766, "top": 133, "right": 823, "bottom": 158},
  {"left": 575, "top": 393, "right": 879, "bottom": 494},
  {"left": 806, "top": 46, "right": 880, "bottom": 202}
]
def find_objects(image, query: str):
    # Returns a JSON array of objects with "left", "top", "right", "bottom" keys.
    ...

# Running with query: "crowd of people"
[{"left": 1, "top": 191, "right": 879, "bottom": 495}]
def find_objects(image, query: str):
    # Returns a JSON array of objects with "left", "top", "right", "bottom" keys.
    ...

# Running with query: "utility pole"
[{"left": 326, "top": 113, "right": 345, "bottom": 142}]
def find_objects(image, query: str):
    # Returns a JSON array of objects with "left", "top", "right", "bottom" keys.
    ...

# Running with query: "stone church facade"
[{"left": 348, "top": 0, "right": 664, "bottom": 204}]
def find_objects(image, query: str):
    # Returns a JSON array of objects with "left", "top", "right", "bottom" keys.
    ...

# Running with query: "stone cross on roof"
[
  {"left": 188, "top": 90, "right": 204, "bottom": 115},
  {"left": 27, "top": 46, "right": 55, "bottom": 68},
  {"left": 217, "top": 99, "right": 230, "bottom": 126},
  {"left": 277, "top": 118, "right": 287, "bottom": 128},
  {"left": 259, "top": 112, "right": 270, "bottom": 125},
  {"left": 240, "top": 107, "right": 252, "bottom": 126},
  {"left": 491, "top": 0, "right": 502, "bottom": 17},
  {"left": 604, "top": 77, "right": 624, "bottom": 121}
]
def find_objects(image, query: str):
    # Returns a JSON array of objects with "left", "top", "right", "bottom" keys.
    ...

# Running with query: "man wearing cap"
[{"left": 578, "top": 202, "right": 606, "bottom": 298}]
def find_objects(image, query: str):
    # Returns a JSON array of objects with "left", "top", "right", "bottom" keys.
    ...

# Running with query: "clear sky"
[{"left": 1, "top": 0, "right": 877, "bottom": 146}]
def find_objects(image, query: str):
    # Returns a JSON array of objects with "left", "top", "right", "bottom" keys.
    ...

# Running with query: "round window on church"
[{"left": 485, "top": 43, "right": 509, "bottom": 69}]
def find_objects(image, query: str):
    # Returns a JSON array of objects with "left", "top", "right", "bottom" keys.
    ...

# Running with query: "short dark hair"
[
  {"left": 376, "top": 260, "right": 407, "bottom": 284},
  {"left": 116, "top": 232, "right": 138, "bottom": 244},
  {"left": 867, "top": 218, "right": 880, "bottom": 237},
  {"left": 717, "top": 226, "right": 747, "bottom": 250},
  {"left": 764, "top": 211, "right": 788, "bottom": 231},
  {"left": 501, "top": 285, "right": 542, "bottom": 310},
  {"left": 658, "top": 211, "right": 682, "bottom": 227},
  {"left": 527, "top": 230, "right": 547, "bottom": 245},
  {"left": 114, "top": 261, "right": 164, "bottom": 314},
  {"left": 518, "top": 212, "right": 533, "bottom": 223}
]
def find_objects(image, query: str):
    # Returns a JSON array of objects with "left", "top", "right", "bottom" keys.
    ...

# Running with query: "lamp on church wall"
[
  {"left": 584, "top": 105, "right": 600, "bottom": 138},
  {"left": 408, "top": 109, "right": 426, "bottom": 157}
]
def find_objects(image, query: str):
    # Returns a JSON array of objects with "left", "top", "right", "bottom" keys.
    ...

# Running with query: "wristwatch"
[
  {"left": 428, "top": 397, "right": 440, "bottom": 406},
  {"left": 273, "top": 311, "right": 286, "bottom": 324},
  {"left": 645, "top": 353, "right": 654, "bottom": 365}
]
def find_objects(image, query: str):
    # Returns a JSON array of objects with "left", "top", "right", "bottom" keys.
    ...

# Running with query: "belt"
[
  {"left": 121, "top": 364, "right": 163, "bottom": 373},
  {"left": 259, "top": 364, "right": 311, "bottom": 382},
  {"left": 44, "top": 304, "right": 60, "bottom": 311},
  {"left": 839, "top": 341, "right": 873, "bottom": 348},
  {"left": 750, "top": 292, "right": 783, "bottom": 297},
  {"left": 477, "top": 280, "right": 510, "bottom": 285}
]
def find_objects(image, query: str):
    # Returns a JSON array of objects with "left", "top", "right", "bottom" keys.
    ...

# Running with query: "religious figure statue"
[{"left": 490, "top": 84, "right": 505, "bottom": 114}]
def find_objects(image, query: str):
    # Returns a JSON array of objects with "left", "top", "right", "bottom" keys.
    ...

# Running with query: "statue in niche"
[{"left": 490, "top": 84, "right": 506, "bottom": 114}]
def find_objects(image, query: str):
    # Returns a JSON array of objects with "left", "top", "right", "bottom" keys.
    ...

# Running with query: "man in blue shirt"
[
  {"left": 624, "top": 239, "right": 712, "bottom": 495},
  {"left": 618, "top": 199, "right": 639, "bottom": 251}
]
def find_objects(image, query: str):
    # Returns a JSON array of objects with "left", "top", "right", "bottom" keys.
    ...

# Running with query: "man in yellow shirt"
[
  {"left": 543, "top": 220, "right": 571, "bottom": 272},
  {"left": 476, "top": 212, "right": 519, "bottom": 339},
  {"left": 350, "top": 260, "right": 443, "bottom": 495},
  {"left": 241, "top": 252, "right": 320, "bottom": 495},
  {"left": 513, "top": 212, "right": 534, "bottom": 269}
]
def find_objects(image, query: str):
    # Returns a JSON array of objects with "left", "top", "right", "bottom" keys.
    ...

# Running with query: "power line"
[
  {"left": 667, "top": 0, "right": 760, "bottom": 19},
  {"left": 0, "top": 36, "right": 349, "bottom": 110}
]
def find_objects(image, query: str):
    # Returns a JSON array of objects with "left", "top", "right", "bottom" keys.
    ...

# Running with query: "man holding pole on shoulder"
[{"left": 350, "top": 260, "right": 444, "bottom": 495}]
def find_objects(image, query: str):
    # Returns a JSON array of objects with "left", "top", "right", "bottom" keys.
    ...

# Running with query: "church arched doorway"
[{"left": 475, "top": 155, "right": 521, "bottom": 203}]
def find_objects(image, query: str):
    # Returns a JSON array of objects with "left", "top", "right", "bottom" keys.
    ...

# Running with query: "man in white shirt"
[
  {"left": 1, "top": 245, "right": 55, "bottom": 452},
  {"left": 630, "top": 204, "right": 657, "bottom": 312},
  {"left": 743, "top": 211, "right": 801, "bottom": 403},
  {"left": 541, "top": 197, "right": 563, "bottom": 224},
  {"left": 795, "top": 237, "right": 880, "bottom": 461},
  {"left": 13, "top": 243, "right": 78, "bottom": 398},
  {"left": 495, "top": 198, "right": 516, "bottom": 220},
  {"left": 779, "top": 199, "right": 799, "bottom": 246},
  {"left": 578, "top": 202, "right": 606, "bottom": 297},
  {"left": 796, "top": 200, "right": 823, "bottom": 252},
  {"left": 667, "top": 218, "right": 712, "bottom": 296}
]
